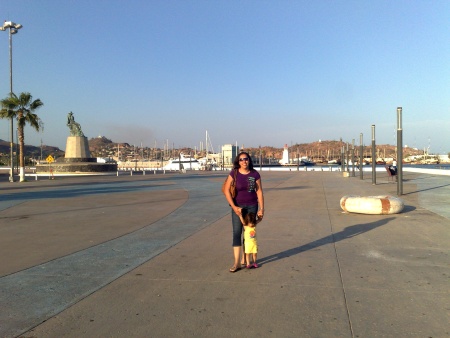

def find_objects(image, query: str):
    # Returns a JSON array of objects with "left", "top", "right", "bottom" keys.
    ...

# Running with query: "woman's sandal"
[{"left": 229, "top": 266, "right": 240, "bottom": 273}]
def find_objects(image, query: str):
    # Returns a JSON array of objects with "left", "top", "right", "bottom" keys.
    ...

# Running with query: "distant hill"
[
  {"left": 0, "top": 139, "right": 64, "bottom": 159},
  {"left": 243, "top": 140, "right": 423, "bottom": 162},
  {"left": 88, "top": 136, "right": 130, "bottom": 158},
  {"left": 89, "top": 136, "right": 130, "bottom": 150}
]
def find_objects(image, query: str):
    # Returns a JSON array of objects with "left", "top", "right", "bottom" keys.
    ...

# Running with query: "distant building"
[{"left": 221, "top": 144, "right": 239, "bottom": 166}]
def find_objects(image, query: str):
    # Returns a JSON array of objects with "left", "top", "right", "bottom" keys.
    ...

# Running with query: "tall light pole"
[
  {"left": 397, "top": 107, "right": 403, "bottom": 195},
  {"left": 346, "top": 142, "right": 349, "bottom": 172},
  {"left": 351, "top": 139, "right": 355, "bottom": 177},
  {"left": 359, "top": 133, "right": 363, "bottom": 180},
  {"left": 0, "top": 20, "right": 22, "bottom": 182},
  {"left": 371, "top": 124, "right": 376, "bottom": 185}
]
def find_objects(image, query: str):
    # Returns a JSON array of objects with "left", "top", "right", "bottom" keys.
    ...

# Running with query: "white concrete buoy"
[{"left": 340, "top": 195, "right": 404, "bottom": 215}]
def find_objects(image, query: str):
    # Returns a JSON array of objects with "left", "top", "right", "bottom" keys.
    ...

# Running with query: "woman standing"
[{"left": 224, "top": 151, "right": 264, "bottom": 272}]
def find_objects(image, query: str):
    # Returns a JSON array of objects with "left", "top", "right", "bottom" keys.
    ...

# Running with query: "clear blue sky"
[{"left": 1, "top": 0, "right": 449, "bottom": 154}]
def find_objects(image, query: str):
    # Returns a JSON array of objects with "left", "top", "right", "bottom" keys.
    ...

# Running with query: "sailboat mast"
[{"left": 206, "top": 130, "right": 208, "bottom": 158}]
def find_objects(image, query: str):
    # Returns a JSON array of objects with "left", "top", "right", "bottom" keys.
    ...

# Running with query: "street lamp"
[
  {"left": 0, "top": 20, "right": 22, "bottom": 182},
  {"left": 371, "top": 125, "right": 376, "bottom": 185},
  {"left": 359, "top": 133, "right": 363, "bottom": 180},
  {"left": 397, "top": 107, "right": 403, "bottom": 195}
]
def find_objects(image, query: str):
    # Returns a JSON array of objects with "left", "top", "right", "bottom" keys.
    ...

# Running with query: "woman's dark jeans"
[{"left": 231, "top": 204, "right": 257, "bottom": 246}]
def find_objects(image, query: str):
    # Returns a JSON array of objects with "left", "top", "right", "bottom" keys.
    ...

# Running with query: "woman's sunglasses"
[{"left": 239, "top": 157, "right": 249, "bottom": 162}]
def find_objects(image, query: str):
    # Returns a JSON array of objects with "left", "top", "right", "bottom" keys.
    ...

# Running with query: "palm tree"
[{"left": 0, "top": 92, "right": 44, "bottom": 182}]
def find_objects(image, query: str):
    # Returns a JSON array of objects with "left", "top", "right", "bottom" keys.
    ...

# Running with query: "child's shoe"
[
  {"left": 246, "top": 265, "right": 252, "bottom": 269},
  {"left": 253, "top": 263, "right": 259, "bottom": 268}
]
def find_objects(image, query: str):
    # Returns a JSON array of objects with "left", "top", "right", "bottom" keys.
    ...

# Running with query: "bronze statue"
[{"left": 67, "top": 112, "right": 84, "bottom": 137}]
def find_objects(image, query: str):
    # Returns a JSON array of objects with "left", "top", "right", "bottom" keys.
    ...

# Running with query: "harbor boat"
[
  {"left": 279, "top": 144, "right": 315, "bottom": 166},
  {"left": 279, "top": 158, "right": 316, "bottom": 166},
  {"left": 163, "top": 153, "right": 202, "bottom": 171},
  {"left": 422, "top": 158, "right": 439, "bottom": 164},
  {"left": 300, "top": 157, "right": 316, "bottom": 166}
]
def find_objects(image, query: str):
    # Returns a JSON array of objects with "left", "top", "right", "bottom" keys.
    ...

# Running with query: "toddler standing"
[{"left": 239, "top": 211, "right": 262, "bottom": 269}]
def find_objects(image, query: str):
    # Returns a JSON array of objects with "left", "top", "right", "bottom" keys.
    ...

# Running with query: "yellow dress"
[{"left": 243, "top": 226, "right": 257, "bottom": 254}]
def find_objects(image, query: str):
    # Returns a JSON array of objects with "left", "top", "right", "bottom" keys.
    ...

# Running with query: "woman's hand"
[
  {"left": 233, "top": 206, "right": 242, "bottom": 216},
  {"left": 257, "top": 209, "right": 264, "bottom": 219}
]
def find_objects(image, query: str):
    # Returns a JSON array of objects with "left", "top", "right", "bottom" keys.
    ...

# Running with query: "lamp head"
[{"left": 1, "top": 21, "right": 22, "bottom": 30}]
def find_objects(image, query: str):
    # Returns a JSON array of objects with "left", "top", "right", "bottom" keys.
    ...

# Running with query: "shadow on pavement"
[
  {"left": 259, "top": 217, "right": 395, "bottom": 265},
  {"left": 403, "top": 183, "right": 450, "bottom": 195}
]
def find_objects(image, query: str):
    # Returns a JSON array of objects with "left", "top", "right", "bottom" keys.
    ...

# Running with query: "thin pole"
[
  {"left": 351, "top": 139, "right": 355, "bottom": 177},
  {"left": 359, "top": 133, "right": 363, "bottom": 180},
  {"left": 205, "top": 130, "right": 208, "bottom": 159},
  {"left": 259, "top": 146, "right": 262, "bottom": 171},
  {"left": 397, "top": 107, "right": 403, "bottom": 195},
  {"left": 371, "top": 125, "right": 376, "bottom": 185},
  {"left": 346, "top": 142, "right": 349, "bottom": 172},
  {"left": 9, "top": 29, "right": 14, "bottom": 182}
]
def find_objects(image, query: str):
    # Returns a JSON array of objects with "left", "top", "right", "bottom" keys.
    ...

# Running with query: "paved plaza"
[{"left": 0, "top": 169, "right": 449, "bottom": 337}]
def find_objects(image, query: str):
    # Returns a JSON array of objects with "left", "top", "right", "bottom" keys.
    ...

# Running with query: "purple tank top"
[{"left": 229, "top": 170, "right": 260, "bottom": 205}]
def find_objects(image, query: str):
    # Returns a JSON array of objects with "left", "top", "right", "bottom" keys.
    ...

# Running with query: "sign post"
[{"left": 46, "top": 155, "right": 54, "bottom": 179}]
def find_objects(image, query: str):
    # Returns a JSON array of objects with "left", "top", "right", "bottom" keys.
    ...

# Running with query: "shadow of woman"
[{"left": 259, "top": 217, "right": 395, "bottom": 265}]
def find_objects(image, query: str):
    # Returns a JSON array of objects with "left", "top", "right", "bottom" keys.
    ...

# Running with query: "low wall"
[
  {"left": 62, "top": 158, "right": 97, "bottom": 163},
  {"left": 36, "top": 162, "right": 117, "bottom": 173}
]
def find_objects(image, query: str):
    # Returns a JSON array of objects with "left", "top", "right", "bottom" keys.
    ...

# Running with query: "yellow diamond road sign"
[{"left": 46, "top": 155, "right": 54, "bottom": 163}]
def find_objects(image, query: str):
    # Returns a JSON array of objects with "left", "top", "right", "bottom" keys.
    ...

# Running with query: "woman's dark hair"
[{"left": 233, "top": 151, "right": 254, "bottom": 170}]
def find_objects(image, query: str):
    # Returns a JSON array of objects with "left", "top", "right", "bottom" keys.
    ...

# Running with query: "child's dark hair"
[{"left": 243, "top": 212, "right": 257, "bottom": 227}]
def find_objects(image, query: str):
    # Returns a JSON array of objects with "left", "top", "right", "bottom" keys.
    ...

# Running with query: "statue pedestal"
[
  {"left": 35, "top": 135, "right": 117, "bottom": 175},
  {"left": 65, "top": 136, "right": 91, "bottom": 159}
]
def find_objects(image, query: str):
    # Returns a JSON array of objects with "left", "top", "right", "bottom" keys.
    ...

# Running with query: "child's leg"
[
  {"left": 241, "top": 232, "right": 246, "bottom": 265},
  {"left": 241, "top": 244, "right": 246, "bottom": 265},
  {"left": 246, "top": 253, "right": 251, "bottom": 268},
  {"left": 252, "top": 253, "right": 258, "bottom": 268}
]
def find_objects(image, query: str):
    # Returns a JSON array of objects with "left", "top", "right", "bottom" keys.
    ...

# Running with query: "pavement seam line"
[{"left": 322, "top": 177, "right": 355, "bottom": 338}]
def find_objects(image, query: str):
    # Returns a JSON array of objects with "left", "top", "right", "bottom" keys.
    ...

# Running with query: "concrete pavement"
[{"left": 0, "top": 170, "right": 449, "bottom": 337}]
